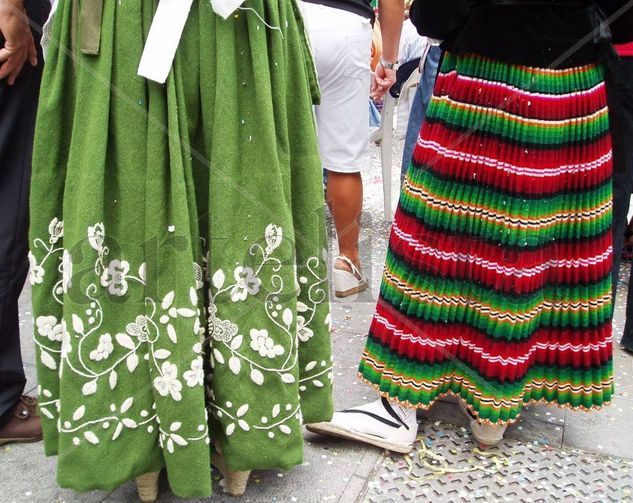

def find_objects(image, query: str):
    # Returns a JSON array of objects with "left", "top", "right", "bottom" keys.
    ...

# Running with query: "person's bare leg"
[{"left": 326, "top": 170, "right": 363, "bottom": 271}]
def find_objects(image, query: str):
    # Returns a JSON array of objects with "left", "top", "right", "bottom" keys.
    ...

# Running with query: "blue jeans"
[
  {"left": 608, "top": 57, "right": 633, "bottom": 350},
  {"left": 400, "top": 45, "right": 442, "bottom": 179}
]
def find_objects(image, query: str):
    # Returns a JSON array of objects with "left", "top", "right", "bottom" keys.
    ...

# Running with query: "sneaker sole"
[
  {"left": 334, "top": 282, "right": 369, "bottom": 298},
  {"left": 457, "top": 401, "right": 504, "bottom": 447},
  {"left": 306, "top": 422, "right": 414, "bottom": 454},
  {"left": 0, "top": 435, "right": 42, "bottom": 446}
]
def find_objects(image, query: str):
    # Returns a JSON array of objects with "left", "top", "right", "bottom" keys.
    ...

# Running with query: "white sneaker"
[
  {"left": 306, "top": 397, "right": 418, "bottom": 453},
  {"left": 333, "top": 255, "right": 368, "bottom": 298},
  {"left": 458, "top": 399, "right": 507, "bottom": 447}
]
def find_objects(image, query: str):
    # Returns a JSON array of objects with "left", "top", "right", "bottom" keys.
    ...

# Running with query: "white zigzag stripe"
[
  {"left": 374, "top": 314, "right": 612, "bottom": 368},
  {"left": 439, "top": 70, "right": 605, "bottom": 101},
  {"left": 416, "top": 138, "right": 612, "bottom": 178},
  {"left": 392, "top": 222, "right": 612, "bottom": 279}
]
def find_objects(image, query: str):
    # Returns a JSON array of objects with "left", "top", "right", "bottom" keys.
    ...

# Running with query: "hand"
[
  {"left": 370, "top": 62, "right": 396, "bottom": 100},
  {"left": 0, "top": 1, "right": 37, "bottom": 85}
]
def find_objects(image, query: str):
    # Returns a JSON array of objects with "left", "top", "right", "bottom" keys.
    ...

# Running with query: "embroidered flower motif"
[
  {"left": 126, "top": 315, "right": 150, "bottom": 342},
  {"left": 28, "top": 252, "right": 44, "bottom": 285},
  {"left": 183, "top": 356, "right": 204, "bottom": 387},
  {"left": 230, "top": 266, "right": 261, "bottom": 302},
  {"left": 36, "top": 315, "right": 63, "bottom": 342},
  {"left": 100, "top": 259, "right": 130, "bottom": 296},
  {"left": 48, "top": 218, "right": 64, "bottom": 244},
  {"left": 265, "top": 224, "right": 283, "bottom": 254},
  {"left": 249, "top": 329, "right": 284, "bottom": 358},
  {"left": 153, "top": 362, "right": 182, "bottom": 401},
  {"left": 88, "top": 223, "right": 105, "bottom": 252},
  {"left": 61, "top": 250, "right": 73, "bottom": 293},
  {"left": 296, "top": 315, "right": 314, "bottom": 343},
  {"left": 208, "top": 304, "right": 238, "bottom": 342},
  {"left": 89, "top": 333, "right": 114, "bottom": 361}
]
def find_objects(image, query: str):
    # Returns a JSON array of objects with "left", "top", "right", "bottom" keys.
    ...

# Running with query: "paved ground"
[{"left": 3, "top": 140, "right": 633, "bottom": 502}]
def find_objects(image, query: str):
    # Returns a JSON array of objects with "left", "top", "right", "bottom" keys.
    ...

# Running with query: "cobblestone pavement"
[{"left": 3, "top": 139, "right": 633, "bottom": 502}]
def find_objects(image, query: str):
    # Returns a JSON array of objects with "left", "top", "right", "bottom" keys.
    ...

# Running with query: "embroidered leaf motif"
[
  {"left": 282, "top": 308, "right": 293, "bottom": 327},
  {"left": 229, "top": 356, "right": 241, "bottom": 375},
  {"left": 250, "top": 368, "right": 264, "bottom": 385},
  {"left": 166, "top": 438, "right": 175, "bottom": 453},
  {"left": 230, "top": 335, "right": 243, "bottom": 350},
  {"left": 172, "top": 434, "right": 187, "bottom": 446},
  {"left": 305, "top": 361, "right": 317, "bottom": 372},
  {"left": 41, "top": 408, "right": 54, "bottom": 420},
  {"left": 170, "top": 422, "right": 182, "bottom": 432},
  {"left": 138, "top": 263, "right": 146, "bottom": 282},
  {"left": 84, "top": 431, "right": 99, "bottom": 445},
  {"left": 109, "top": 370, "right": 118, "bottom": 390},
  {"left": 40, "top": 350, "right": 57, "bottom": 370},
  {"left": 82, "top": 380, "right": 97, "bottom": 396},
  {"left": 72, "top": 406, "right": 85, "bottom": 421},
  {"left": 189, "top": 287, "right": 197, "bottom": 306},
  {"left": 212, "top": 269, "right": 225, "bottom": 290},
  {"left": 279, "top": 425, "right": 291, "bottom": 435},
  {"left": 272, "top": 404, "right": 280, "bottom": 418},
  {"left": 236, "top": 404, "right": 249, "bottom": 418},
  {"left": 120, "top": 397, "right": 134, "bottom": 414},
  {"left": 154, "top": 349, "right": 171, "bottom": 360},
  {"left": 213, "top": 348, "right": 225, "bottom": 364},
  {"left": 116, "top": 333, "right": 135, "bottom": 350},
  {"left": 313, "top": 380, "right": 324, "bottom": 388},
  {"left": 167, "top": 324, "right": 177, "bottom": 344},
  {"left": 238, "top": 420, "right": 250, "bottom": 431},
  {"left": 126, "top": 353, "right": 139, "bottom": 372},
  {"left": 297, "top": 301, "right": 308, "bottom": 313},
  {"left": 122, "top": 418, "right": 137, "bottom": 429},
  {"left": 72, "top": 314, "right": 84, "bottom": 334},
  {"left": 226, "top": 423, "right": 235, "bottom": 436},
  {"left": 112, "top": 422, "right": 123, "bottom": 441},
  {"left": 281, "top": 373, "right": 295, "bottom": 384},
  {"left": 161, "top": 291, "right": 175, "bottom": 310}
]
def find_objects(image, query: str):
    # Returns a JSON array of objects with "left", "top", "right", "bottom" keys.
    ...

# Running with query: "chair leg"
[
  {"left": 212, "top": 448, "right": 251, "bottom": 497},
  {"left": 135, "top": 471, "right": 160, "bottom": 502}
]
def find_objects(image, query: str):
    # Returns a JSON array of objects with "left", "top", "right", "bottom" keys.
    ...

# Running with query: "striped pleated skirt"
[{"left": 359, "top": 52, "right": 614, "bottom": 424}]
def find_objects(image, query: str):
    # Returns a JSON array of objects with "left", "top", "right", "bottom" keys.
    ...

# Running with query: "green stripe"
[{"left": 440, "top": 52, "right": 604, "bottom": 95}]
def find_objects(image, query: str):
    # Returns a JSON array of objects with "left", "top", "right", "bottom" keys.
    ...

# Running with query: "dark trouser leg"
[
  {"left": 607, "top": 57, "right": 633, "bottom": 349},
  {"left": 0, "top": 0, "right": 48, "bottom": 428}
]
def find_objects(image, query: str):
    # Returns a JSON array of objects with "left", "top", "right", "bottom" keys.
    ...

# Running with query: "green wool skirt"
[{"left": 29, "top": 0, "right": 333, "bottom": 497}]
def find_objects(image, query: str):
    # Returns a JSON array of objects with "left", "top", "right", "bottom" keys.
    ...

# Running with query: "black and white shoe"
[{"left": 306, "top": 397, "right": 418, "bottom": 453}]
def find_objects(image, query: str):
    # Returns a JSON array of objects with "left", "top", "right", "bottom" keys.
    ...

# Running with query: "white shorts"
[{"left": 301, "top": 2, "right": 372, "bottom": 174}]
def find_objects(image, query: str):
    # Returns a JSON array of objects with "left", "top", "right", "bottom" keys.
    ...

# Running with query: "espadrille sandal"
[
  {"left": 212, "top": 446, "right": 251, "bottom": 497},
  {"left": 333, "top": 255, "right": 368, "bottom": 298},
  {"left": 135, "top": 471, "right": 160, "bottom": 503},
  {"left": 458, "top": 399, "right": 506, "bottom": 447}
]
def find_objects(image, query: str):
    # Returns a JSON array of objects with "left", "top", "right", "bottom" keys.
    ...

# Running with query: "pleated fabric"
[
  {"left": 29, "top": 0, "right": 332, "bottom": 496},
  {"left": 359, "top": 52, "right": 614, "bottom": 425}
]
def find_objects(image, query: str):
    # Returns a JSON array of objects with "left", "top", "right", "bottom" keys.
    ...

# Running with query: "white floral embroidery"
[
  {"left": 126, "top": 315, "right": 150, "bottom": 342},
  {"left": 89, "top": 334, "right": 114, "bottom": 361},
  {"left": 48, "top": 217, "right": 64, "bottom": 244},
  {"left": 230, "top": 266, "right": 261, "bottom": 302},
  {"left": 184, "top": 356, "right": 204, "bottom": 387},
  {"left": 249, "top": 329, "right": 284, "bottom": 358},
  {"left": 296, "top": 315, "right": 314, "bottom": 343},
  {"left": 88, "top": 223, "right": 105, "bottom": 252},
  {"left": 36, "top": 315, "right": 63, "bottom": 342},
  {"left": 153, "top": 362, "right": 182, "bottom": 401},
  {"left": 264, "top": 224, "right": 283, "bottom": 254},
  {"left": 60, "top": 320, "right": 72, "bottom": 359},
  {"left": 61, "top": 250, "right": 73, "bottom": 293},
  {"left": 100, "top": 259, "right": 130, "bottom": 296},
  {"left": 208, "top": 304, "right": 238, "bottom": 342},
  {"left": 28, "top": 252, "right": 45, "bottom": 285}
]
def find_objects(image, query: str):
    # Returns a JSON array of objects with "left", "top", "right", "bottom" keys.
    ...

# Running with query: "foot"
[
  {"left": 306, "top": 397, "right": 418, "bottom": 453},
  {"left": 0, "top": 396, "right": 42, "bottom": 446},
  {"left": 212, "top": 444, "right": 251, "bottom": 497},
  {"left": 458, "top": 400, "right": 506, "bottom": 447},
  {"left": 135, "top": 471, "right": 160, "bottom": 503},
  {"left": 333, "top": 255, "right": 368, "bottom": 298}
]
